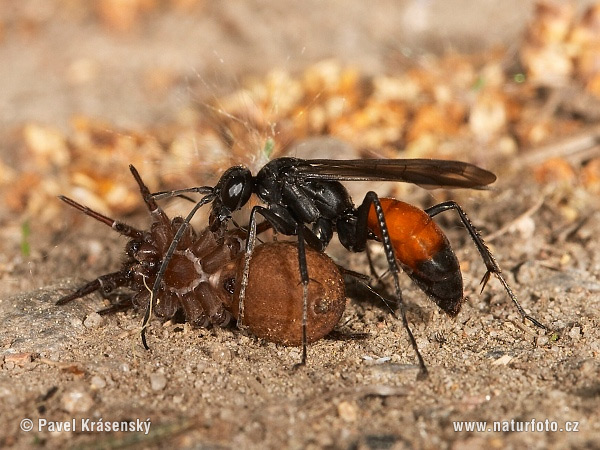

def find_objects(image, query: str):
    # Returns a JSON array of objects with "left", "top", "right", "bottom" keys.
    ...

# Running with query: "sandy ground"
[{"left": 1, "top": 1, "right": 600, "bottom": 449}]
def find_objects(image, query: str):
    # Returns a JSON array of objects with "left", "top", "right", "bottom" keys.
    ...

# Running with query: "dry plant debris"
[
  {"left": 2, "top": 2, "right": 600, "bottom": 449},
  {"left": 3, "top": 1, "right": 600, "bottom": 226}
]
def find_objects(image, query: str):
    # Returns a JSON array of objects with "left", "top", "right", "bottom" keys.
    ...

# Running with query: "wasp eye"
[{"left": 218, "top": 167, "right": 253, "bottom": 212}]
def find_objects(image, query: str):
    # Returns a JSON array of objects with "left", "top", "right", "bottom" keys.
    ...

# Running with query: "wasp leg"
[
  {"left": 425, "top": 201, "right": 546, "bottom": 330},
  {"left": 355, "top": 191, "right": 429, "bottom": 380},
  {"left": 239, "top": 205, "right": 322, "bottom": 368}
]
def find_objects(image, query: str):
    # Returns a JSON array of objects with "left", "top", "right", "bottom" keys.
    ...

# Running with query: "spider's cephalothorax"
[{"left": 57, "top": 165, "right": 243, "bottom": 328}]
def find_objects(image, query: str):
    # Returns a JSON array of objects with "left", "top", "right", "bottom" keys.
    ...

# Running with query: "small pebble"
[
  {"left": 83, "top": 312, "right": 103, "bottom": 329},
  {"left": 537, "top": 335, "right": 549, "bottom": 346},
  {"left": 90, "top": 376, "right": 106, "bottom": 389},
  {"left": 61, "top": 389, "right": 94, "bottom": 413},
  {"left": 210, "top": 346, "right": 232, "bottom": 363},
  {"left": 491, "top": 355, "right": 513, "bottom": 366},
  {"left": 464, "top": 325, "right": 480, "bottom": 336},
  {"left": 150, "top": 373, "right": 167, "bottom": 391},
  {"left": 415, "top": 337, "right": 430, "bottom": 350},
  {"left": 337, "top": 401, "right": 358, "bottom": 422},
  {"left": 48, "top": 352, "right": 61, "bottom": 362},
  {"left": 569, "top": 326, "right": 581, "bottom": 341}
]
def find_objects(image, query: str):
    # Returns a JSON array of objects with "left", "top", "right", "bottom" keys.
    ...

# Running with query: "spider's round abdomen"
[
  {"left": 367, "top": 198, "right": 463, "bottom": 316},
  {"left": 218, "top": 242, "right": 346, "bottom": 346}
]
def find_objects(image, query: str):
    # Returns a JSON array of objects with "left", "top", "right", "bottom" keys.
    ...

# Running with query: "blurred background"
[
  {"left": 2, "top": 2, "right": 600, "bottom": 449},
  {"left": 0, "top": 0, "right": 565, "bottom": 132},
  {"left": 2, "top": 0, "right": 600, "bottom": 227}
]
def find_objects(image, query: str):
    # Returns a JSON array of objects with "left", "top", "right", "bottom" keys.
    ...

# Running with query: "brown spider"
[
  {"left": 57, "top": 165, "right": 243, "bottom": 329},
  {"left": 57, "top": 165, "right": 348, "bottom": 349}
]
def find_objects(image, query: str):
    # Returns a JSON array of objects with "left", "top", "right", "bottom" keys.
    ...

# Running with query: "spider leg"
[
  {"left": 58, "top": 196, "right": 143, "bottom": 240},
  {"left": 56, "top": 271, "right": 130, "bottom": 305},
  {"left": 129, "top": 165, "right": 172, "bottom": 224}
]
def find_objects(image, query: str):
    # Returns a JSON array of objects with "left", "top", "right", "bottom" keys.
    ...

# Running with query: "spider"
[
  {"left": 57, "top": 165, "right": 348, "bottom": 349},
  {"left": 56, "top": 165, "right": 243, "bottom": 329}
]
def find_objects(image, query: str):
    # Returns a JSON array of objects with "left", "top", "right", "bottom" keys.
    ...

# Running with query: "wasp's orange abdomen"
[{"left": 368, "top": 198, "right": 464, "bottom": 316}]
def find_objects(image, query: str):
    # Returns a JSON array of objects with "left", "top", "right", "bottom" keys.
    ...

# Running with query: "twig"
[
  {"left": 486, "top": 196, "right": 545, "bottom": 242},
  {"left": 514, "top": 125, "right": 600, "bottom": 169}
]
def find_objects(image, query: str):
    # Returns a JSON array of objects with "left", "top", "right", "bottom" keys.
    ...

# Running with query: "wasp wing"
[{"left": 292, "top": 159, "right": 496, "bottom": 189}]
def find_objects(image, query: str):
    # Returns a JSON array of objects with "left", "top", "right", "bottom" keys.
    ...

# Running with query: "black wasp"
[{"left": 149, "top": 156, "right": 546, "bottom": 378}]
